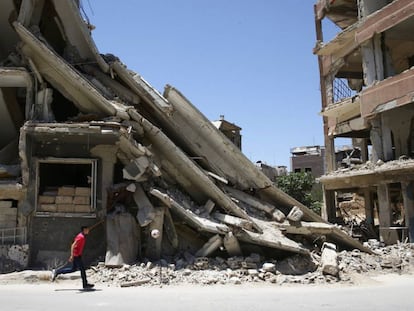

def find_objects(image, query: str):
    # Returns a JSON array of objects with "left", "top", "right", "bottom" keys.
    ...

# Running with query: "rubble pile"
[
  {"left": 0, "top": 0, "right": 374, "bottom": 272},
  {"left": 324, "top": 158, "right": 414, "bottom": 177},
  {"left": 86, "top": 243, "right": 414, "bottom": 287},
  {"left": 338, "top": 241, "right": 414, "bottom": 275}
]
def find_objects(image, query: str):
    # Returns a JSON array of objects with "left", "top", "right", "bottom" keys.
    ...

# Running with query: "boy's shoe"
[
  {"left": 83, "top": 283, "right": 94, "bottom": 289},
  {"left": 51, "top": 269, "right": 57, "bottom": 282}
]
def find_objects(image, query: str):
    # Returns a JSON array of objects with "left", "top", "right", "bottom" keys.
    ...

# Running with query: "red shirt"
[{"left": 72, "top": 232, "right": 86, "bottom": 257}]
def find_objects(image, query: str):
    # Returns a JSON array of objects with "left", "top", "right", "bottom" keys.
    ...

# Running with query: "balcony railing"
[{"left": 333, "top": 78, "right": 355, "bottom": 103}]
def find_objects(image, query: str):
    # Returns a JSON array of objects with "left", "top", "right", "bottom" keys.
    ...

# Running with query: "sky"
[{"left": 83, "top": 0, "right": 335, "bottom": 169}]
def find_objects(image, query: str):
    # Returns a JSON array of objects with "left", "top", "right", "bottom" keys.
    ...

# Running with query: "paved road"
[{"left": 1, "top": 274, "right": 414, "bottom": 311}]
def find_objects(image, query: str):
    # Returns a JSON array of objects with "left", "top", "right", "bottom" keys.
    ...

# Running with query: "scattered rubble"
[
  {"left": 89, "top": 242, "right": 414, "bottom": 287},
  {"left": 0, "top": 0, "right": 393, "bottom": 276},
  {"left": 322, "top": 158, "right": 414, "bottom": 177},
  {"left": 3, "top": 242, "right": 411, "bottom": 287}
]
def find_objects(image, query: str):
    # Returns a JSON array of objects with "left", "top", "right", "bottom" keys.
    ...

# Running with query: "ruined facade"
[
  {"left": 314, "top": 0, "right": 414, "bottom": 244},
  {"left": 290, "top": 145, "right": 326, "bottom": 178},
  {"left": 0, "top": 0, "right": 371, "bottom": 272}
]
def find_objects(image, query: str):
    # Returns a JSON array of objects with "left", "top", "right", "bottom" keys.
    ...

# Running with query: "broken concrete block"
[
  {"left": 212, "top": 212, "right": 253, "bottom": 230},
  {"left": 201, "top": 199, "right": 215, "bottom": 215},
  {"left": 223, "top": 232, "right": 242, "bottom": 257},
  {"left": 272, "top": 209, "right": 286, "bottom": 222},
  {"left": 321, "top": 242, "right": 339, "bottom": 276},
  {"left": 123, "top": 157, "right": 149, "bottom": 181},
  {"left": 133, "top": 184, "right": 155, "bottom": 227},
  {"left": 287, "top": 206, "right": 304, "bottom": 222},
  {"left": 105, "top": 212, "right": 140, "bottom": 266},
  {"left": 120, "top": 278, "right": 151, "bottom": 287},
  {"left": 195, "top": 234, "right": 223, "bottom": 257},
  {"left": 248, "top": 269, "right": 259, "bottom": 276},
  {"left": 126, "top": 183, "right": 136, "bottom": 192},
  {"left": 261, "top": 262, "right": 276, "bottom": 272},
  {"left": 194, "top": 257, "right": 209, "bottom": 269}
]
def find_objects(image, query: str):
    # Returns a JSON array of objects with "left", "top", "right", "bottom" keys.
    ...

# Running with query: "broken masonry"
[{"left": 0, "top": 0, "right": 371, "bottom": 272}]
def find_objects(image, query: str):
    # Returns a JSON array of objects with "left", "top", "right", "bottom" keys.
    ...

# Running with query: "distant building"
[
  {"left": 290, "top": 145, "right": 325, "bottom": 178},
  {"left": 212, "top": 116, "right": 287, "bottom": 181},
  {"left": 255, "top": 161, "right": 287, "bottom": 182},
  {"left": 212, "top": 115, "right": 242, "bottom": 150}
]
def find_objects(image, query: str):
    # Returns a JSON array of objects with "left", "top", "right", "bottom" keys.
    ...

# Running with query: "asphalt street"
[{"left": 1, "top": 274, "right": 414, "bottom": 311}]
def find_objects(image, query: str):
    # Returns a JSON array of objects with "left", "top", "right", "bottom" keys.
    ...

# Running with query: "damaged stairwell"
[{"left": 0, "top": 0, "right": 371, "bottom": 273}]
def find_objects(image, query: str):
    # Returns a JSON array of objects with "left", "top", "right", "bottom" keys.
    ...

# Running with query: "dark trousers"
[{"left": 56, "top": 256, "right": 88, "bottom": 287}]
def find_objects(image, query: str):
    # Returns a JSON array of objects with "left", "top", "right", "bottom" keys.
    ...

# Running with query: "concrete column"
[
  {"left": 322, "top": 188, "right": 336, "bottom": 222},
  {"left": 361, "top": 33, "right": 385, "bottom": 87},
  {"left": 381, "top": 114, "right": 394, "bottom": 161},
  {"left": 362, "top": 187, "right": 374, "bottom": 228},
  {"left": 145, "top": 207, "right": 164, "bottom": 260},
  {"left": 389, "top": 111, "right": 412, "bottom": 158},
  {"left": 377, "top": 184, "right": 399, "bottom": 244},
  {"left": 90, "top": 145, "right": 117, "bottom": 213},
  {"left": 401, "top": 181, "right": 414, "bottom": 242},
  {"left": 325, "top": 136, "right": 335, "bottom": 172},
  {"left": 370, "top": 117, "right": 384, "bottom": 162}
]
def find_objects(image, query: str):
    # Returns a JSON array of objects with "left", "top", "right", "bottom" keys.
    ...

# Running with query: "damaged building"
[
  {"left": 314, "top": 0, "right": 414, "bottom": 244},
  {"left": 0, "top": 0, "right": 371, "bottom": 272}
]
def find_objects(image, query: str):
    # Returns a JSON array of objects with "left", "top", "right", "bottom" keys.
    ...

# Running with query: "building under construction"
[{"left": 314, "top": 0, "right": 414, "bottom": 244}]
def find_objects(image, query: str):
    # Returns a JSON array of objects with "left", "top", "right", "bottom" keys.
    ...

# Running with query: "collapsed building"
[
  {"left": 314, "top": 0, "right": 414, "bottom": 244},
  {"left": 0, "top": 0, "right": 371, "bottom": 272}
]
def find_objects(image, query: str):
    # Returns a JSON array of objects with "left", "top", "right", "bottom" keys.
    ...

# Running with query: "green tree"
[{"left": 276, "top": 172, "right": 321, "bottom": 215}]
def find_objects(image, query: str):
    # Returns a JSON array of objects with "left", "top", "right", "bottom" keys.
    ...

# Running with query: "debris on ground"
[{"left": 1, "top": 242, "right": 412, "bottom": 287}]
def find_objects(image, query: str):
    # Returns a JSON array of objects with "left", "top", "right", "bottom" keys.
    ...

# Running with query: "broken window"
[{"left": 35, "top": 158, "right": 97, "bottom": 215}]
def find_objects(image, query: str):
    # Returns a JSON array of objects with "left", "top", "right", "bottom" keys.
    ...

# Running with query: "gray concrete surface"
[{"left": 0, "top": 274, "right": 414, "bottom": 311}]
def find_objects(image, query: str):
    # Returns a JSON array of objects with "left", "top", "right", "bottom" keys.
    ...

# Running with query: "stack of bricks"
[{"left": 38, "top": 186, "right": 91, "bottom": 213}]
